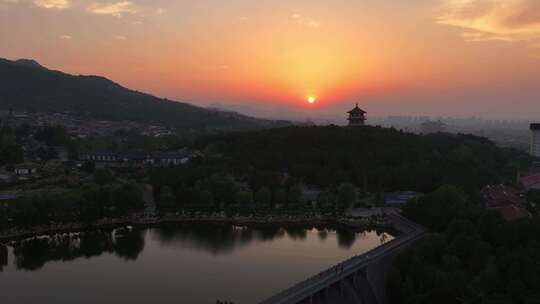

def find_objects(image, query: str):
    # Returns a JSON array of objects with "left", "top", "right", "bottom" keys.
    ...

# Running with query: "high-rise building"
[{"left": 530, "top": 124, "right": 540, "bottom": 158}]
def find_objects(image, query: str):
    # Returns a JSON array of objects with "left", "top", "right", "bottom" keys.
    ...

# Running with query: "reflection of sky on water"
[{"left": 0, "top": 224, "right": 393, "bottom": 304}]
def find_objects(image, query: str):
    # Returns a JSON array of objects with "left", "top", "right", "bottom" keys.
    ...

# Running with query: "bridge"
[{"left": 259, "top": 213, "right": 426, "bottom": 304}]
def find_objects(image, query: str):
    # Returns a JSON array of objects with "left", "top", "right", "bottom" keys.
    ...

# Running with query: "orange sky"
[{"left": 2, "top": 0, "right": 540, "bottom": 119}]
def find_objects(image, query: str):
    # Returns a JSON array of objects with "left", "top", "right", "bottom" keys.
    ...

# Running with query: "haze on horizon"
[{"left": 2, "top": 0, "right": 540, "bottom": 120}]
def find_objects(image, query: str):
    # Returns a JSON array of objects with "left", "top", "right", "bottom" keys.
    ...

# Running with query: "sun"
[{"left": 307, "top": 96, "right": 316, "bottom": 104}]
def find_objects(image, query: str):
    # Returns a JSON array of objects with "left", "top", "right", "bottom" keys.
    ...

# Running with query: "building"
[
  {"left": 122, "top": 152, "right": 155, "bottom": 165},
  {"left": 384, "top": 191, "right": 422, "bottom": 206},
  {"left": 481, "top": 184, "right": 530, "bottom": 221},
  {"left": 347, "top": 104, "right": 366, "bottom": 126},
  {"left": 497, "top": 205, "right": 532, "bottom": 222},
  {"left": 481, "top": 184, "right": 523, "bottom": 208},
  {"left": 80, "top": 150, "right": 191, "bottom": 167},
  {"left": 155, "top": 150, "right": 190, "bottom": 166},
  {"left": 80, "top": 151, "right": 120, "bottom": 163},
  {"left": 520, "top": 172, "right": 540, "bottom": 191},
  {"left": 13, "top": 163, "right": 38, "bottom": 176},
  {"left": 0, "top": 173, "right": 14, "bottom": 185},
  {"left": 530, "top": 123, "right": 540, "bottom": 158},
  {"left": 420, "top": 120, "right": 446, "bottom": 134},
  {"left": 0, "top": 191, "right": 17, "bottom": 201}
]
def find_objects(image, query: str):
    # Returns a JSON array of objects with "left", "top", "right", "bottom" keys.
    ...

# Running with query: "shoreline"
[{"left": 0, "top": 214, "right": 391, "bottom": 243}]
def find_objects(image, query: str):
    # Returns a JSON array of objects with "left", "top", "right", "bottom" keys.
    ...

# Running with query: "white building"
[
  {"left": 13, "top": 164, "right": 38, "bottom": 176},
  {"left": 531, "top": 124, "right": 540, "bottom": 158}
]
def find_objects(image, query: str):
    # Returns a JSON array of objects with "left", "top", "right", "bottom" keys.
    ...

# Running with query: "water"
[{"left": 0, "top": 224, "right": 393, "bottom": 304}]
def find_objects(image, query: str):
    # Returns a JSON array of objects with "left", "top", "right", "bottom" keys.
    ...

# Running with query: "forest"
[
  {"left": 195, "top": 126, "right": 529, "bottom": 193},
  {"left": 387, "top": 186, "right": 540, "bottom": 304},
  {"left": 0, "top": 179, "right": 143, "bottom": 229}
]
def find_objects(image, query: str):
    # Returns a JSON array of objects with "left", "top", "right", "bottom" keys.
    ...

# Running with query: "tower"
[
  {"left": 347, "top": 103, "right": 366, "bottom": 126},
  {"left": 531, "top": 124, "right": 540, "bottom": 158}
]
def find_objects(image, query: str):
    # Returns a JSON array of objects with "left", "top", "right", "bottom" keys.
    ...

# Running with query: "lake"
[{"left": 0, "top": 224, "right": 393, "bottom": 304}]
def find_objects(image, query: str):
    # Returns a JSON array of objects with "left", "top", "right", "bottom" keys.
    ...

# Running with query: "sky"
[{"left": 2, "top": 0, "right": 540, "bottom": 120}]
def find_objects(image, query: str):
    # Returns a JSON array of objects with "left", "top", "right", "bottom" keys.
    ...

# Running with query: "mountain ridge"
[{"left": 0, "top": 58, "right": 290, "bottom": 130}]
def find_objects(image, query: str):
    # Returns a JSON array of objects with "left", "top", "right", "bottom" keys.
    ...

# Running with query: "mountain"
[{"left": 0, "top": 58, "right": 290, "bottom": 130}]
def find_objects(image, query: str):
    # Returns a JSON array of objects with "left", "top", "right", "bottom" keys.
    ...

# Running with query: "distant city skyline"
[{"left": 2, "top": 0, "right": 540, "bottom": 119}]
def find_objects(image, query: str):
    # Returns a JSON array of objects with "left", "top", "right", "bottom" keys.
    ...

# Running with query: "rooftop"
[
  {"left": 347, "top": 103, "right": 366, "bottom": 114},
  {"left": 498, "top": 204, "right": 531, "bottom": 222},
  {"left": 521, "top": 172, "right": 540, "bottom": 189},
  {"left": 481, "top": 184, "right": 524, "bottom": 208}
]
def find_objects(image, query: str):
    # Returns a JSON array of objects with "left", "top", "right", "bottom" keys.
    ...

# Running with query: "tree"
[
  {"left": 287, "top": 184, "right": 303, "bottom": 207},
  {"left": 0, "top": 128, "right": 23, "bottom": 165},
  {"left": 35, "top": 146, "right": 58, "bottom": 161},
  {"left": 94, "top": 169, "right": 115, "bottom": 186},
  {"left": 79, "top": 186, "right": 109, "bottom": 222},
  {"left": 274, "top": 188, "right": 288, "bottom": 206},
  {"left": 80, "top": 161, "right": 96, "bottom": 173},
  {"left": 209, "top": 174, "right": 238, "bottom": 207},
  {"left": 197, "top": 189, "right": 214, "bottom": 209},
  {"left": 110, "top": 182, "right": 144, "bottom": 213},
  {"left": 195, "top": 126, "right": 530, "bottom": 193},
  {"left": 235, "top": 191, "right": 253, "bottom": 209},
  {"left": 403, "top": 185, "right": 468, "bottom": 232},
  {"left": 317, "top": 190, "right": 336, "bottom": 211},
  {"left": 390, "top": 186, "right": 540, "bottom": 304},
  {"left": 254, "top": 187, "right": 271, "bottom": 209},
  {"left": 157, "top": 186, "right": 177, "bottom": 212},
  {"left": 34, "top": 125, "right": 70, "bottom": 146},
  {"left": 336, "top": 183, "right": 357, "bottom": 211}
]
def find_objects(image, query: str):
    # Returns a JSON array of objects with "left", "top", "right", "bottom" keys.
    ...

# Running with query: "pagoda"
[{"left": 347, "top": 103, "right": 366, "bottom": 126}]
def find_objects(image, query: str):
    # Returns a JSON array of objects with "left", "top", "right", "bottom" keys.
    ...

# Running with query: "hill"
[
  {"left": 195, "top": 126, "right": 531, "bottom": 193},
  {"left": 0, "top": 58, "right": 289, "bottom": 130}
]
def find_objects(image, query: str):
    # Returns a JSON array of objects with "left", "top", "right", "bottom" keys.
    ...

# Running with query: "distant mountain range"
[{"left": 0, "top": 58, "right": 290, "bottom": 130}]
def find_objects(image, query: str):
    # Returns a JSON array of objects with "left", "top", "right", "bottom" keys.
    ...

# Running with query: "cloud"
[
  {"left": 34, "top": 0, "right": 69, "bottom": 9},
  {"left": 460, "top": 31, "right": 514, "bottom": 42},
  {"left": 59, "top": 34, "right": 72, "bottom": 39},
  {"left": 154, "top": 7, "right": 165, "bottom": 15},
  {"left": 0, "top": 0, "right": 18, "bottom": 10},
  {"left": 439, "top": 0, "right": 540, "bottom": 43},
  {"left": 115, "top": 35, "right": 127, "bottom": 40},
  {"left": 86, "top": 1, "right": 139, "bottom": 17},
  {"left": 291, "top": 13, "right": 320, "bottom": 28}
]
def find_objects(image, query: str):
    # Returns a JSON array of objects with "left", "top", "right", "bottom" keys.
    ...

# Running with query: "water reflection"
[
  {"left": 284, "top": 227, "right": 308, "bottom": 240},
  {"left": 9, "top": 228, "right": 145, "bottom": 271},
  {"left": 114, "top": 228, "right": 145, "bottom": 260},
  {"left": 336, "top": 228, "right": 357, "bottom": 249},
  {"left": 0, "top": 244, "right": 7, "bottom": 271},
  {"left": 5, "top": 224, "right": 391, "bottom": 272},
  {"left": 1, "top": 225, "right": 393, "bottom": 304},
  {"left": 318, "top": 229, "right": 328, "bottom": 241},
  {"left": 153, "top": 224, "right": 295, "bottom": 254}
]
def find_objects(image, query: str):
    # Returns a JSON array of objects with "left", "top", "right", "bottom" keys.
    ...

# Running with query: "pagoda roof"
[{"left": 347, "top": 104, "right": 366, "bottom": 114}]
